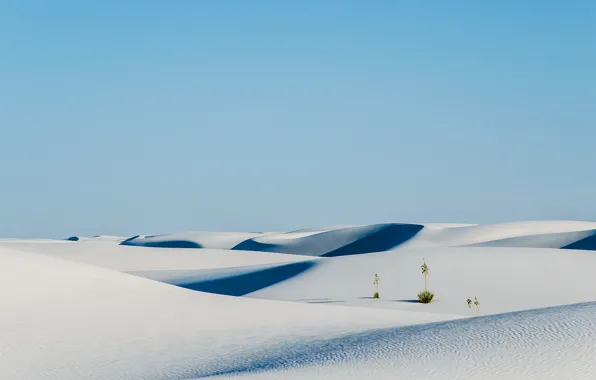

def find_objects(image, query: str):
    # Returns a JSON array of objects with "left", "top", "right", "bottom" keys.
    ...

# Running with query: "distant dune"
[
  {"left": 119, "top": 220, "right": 596, "bottom": 254},
  {"left": 64, "top": 235, "right": 130, "bottom": 243}
]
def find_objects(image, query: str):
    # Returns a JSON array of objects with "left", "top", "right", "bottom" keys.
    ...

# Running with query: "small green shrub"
[
  {"left": 418, "top": 290, "right": 435, "bottom": 304},
  {"left": 373, "top": 292, "right": 380, "bottom": 299}
]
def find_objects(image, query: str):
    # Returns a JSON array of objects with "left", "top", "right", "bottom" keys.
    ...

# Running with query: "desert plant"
[
  {"left": 421, "top": 259, "right": 429, "bottom": 290},
  {"left": 466, "top": 297, "right": 472, "bottom": 309},
  {"left": 373, "top": 273, "right": 380, "bottom": 299},
  {"left": 474, "top": 296, "right": 480, "bottom": 312},
  {"left": 417, "top": 259, "right": 435, "bottom": 303},
  {"left": 418, "top": 289, "right": 435, "bottom": 303}
]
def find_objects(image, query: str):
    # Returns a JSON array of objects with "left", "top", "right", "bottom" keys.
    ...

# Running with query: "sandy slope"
[
  {"left": 0, "top": 240, "right": 314, "bottom": 271},
  {"left": 204, "top": 301, "right": 596, "bottom": 379},
  {"left": 250, "top": 246, "right": 596, "bottom": 315},
  {"left": 122, "top": 224, "right": 425, "bottom": 256},
  {"left": 129, "top": 246, "right": 596, "bottom": 316},
  {"left": 0, "top": 247, "right": 455, "bottom": 380},
  {"left": 401, "top": 220, "right": 596, "bottom": 249},
  {"left": 121, "top": 231, "right": 269, "bottom": 249}
]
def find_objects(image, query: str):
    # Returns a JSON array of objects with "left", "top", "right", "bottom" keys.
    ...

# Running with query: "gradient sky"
[{"left": 1, "top": 1, "right": 595, "bottom": 238}]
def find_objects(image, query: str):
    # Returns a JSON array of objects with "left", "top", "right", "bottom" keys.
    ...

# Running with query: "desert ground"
[{"left": 2, "top": 220, "right": 595, "bottom": 379}]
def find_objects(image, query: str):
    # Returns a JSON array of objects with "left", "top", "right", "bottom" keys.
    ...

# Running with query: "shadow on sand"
[
  {"left": 173, "top": 261, "right": 317, "bottom": 296},
  {"left": 232, "top": 223, "right": 424, "bottom": 257},
  {"left": 121, "top": 237, "right": 203, "bottom": 248},
  {"left": 321, "top": 223, "right": 424, "bottom": 257},
  {"left": 562, "top": 230, "right": 596, "bottom": 251},
  {"left": 357, "top": 297, "right": 420, "bottom": 303},
  {"left": 394, "top": 299, "right": 421, "bottom": 304}
]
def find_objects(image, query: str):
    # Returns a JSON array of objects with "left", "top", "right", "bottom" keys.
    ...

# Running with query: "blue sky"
[{"left": 1, "top": 1, "right": 594, "bottom": 238}]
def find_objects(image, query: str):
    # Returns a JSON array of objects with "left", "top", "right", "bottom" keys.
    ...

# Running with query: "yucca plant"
[
  {"left": 417, "top": 289, "right": 434, "bottom": 303},
  {"left": 474, "top": 296, "right": 480, "bottom": 313},
  {"left": 373, "top": 273, "right": 380, "bottom": 299},
  {"left": 421, "top": 259, "right": 429, "bottom": 290},
  {"left": 466, "top": 297, "right": 472, "bottom": 309},
  {"left": 417, "top": 259, "right": 434, "bottom": 303}
]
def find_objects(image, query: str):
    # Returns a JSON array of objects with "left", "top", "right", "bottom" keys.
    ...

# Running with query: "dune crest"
[{"left": 118, "top": 220, "right": 596, "bottom": 254}]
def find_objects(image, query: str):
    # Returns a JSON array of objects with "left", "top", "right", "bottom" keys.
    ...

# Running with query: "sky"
[{"left": 1, "top": 1, "right": 595, "bottom": 238}]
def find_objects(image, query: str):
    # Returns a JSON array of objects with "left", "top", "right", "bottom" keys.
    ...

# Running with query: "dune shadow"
[
  {"left": 232, "top": 239, "right": 280, "bottom": 253},
  {"left": 232, "top": 223, "right": 424, "bottom": 257},
  {"left": 120, "top": 235, "right": 140, "bottom": 245},
  {"left": 562, "top": 230, "right": 596, "bottom": 251},
  {"left": 394, "top": 299, "right": 421, "bottom": 304},
  {"left": 121, "top": 239, "right": 203, "bottom": 248},
  {"left": 321, "top": 223, "right": 424, "bottom": 257},
  {"left": 173, "top": 261, "right": 317, "bottom": 296}
]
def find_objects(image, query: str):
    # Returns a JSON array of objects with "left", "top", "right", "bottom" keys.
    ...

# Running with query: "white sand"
[
  {"left": 1, "top": 240, "right": 314, "bottom": 271},
  {"left": 113, "top": 220, "right": 596, "bottom": 255},
  {"left": 207, "top": 302, "right": 596, "bottom": 379},
  {"left": 0, "top": 247, "right": 454, "bottom": 379},
  {"left": 249, "top": 247, "right": 596, "bottom": 315},
  {"left": 122, "top": 231, "right": 269, "bottom": 249},
  {"left": 401, "top": 220, "right": 596, "bottom": 249},
  {"left": 2, "top": 220, "right": 596, "bottom": 379}
]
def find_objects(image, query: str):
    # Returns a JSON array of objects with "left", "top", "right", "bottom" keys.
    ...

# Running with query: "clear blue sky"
[{"left": 1, "top": 1, "right": 594, "bottom": 238}]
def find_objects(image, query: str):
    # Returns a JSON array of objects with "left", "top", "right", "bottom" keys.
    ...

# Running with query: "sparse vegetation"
[
  {"left": 466, "top": 297, "right": 472, "bottom": 309},
  {"left": 474, "top": 296, "right": 480, "bottom": 313},
  {"left": 418, "top": 259, "right": 435, "bottom": 303},
  {"left": 418, "top": 290, "right": 435, "bottom": 303},
  {"left": 373, "top": 273, "right": 380, "bottom": 299},
  {"left": 421, "top": 259, "right": 429, "bottom": 290}
]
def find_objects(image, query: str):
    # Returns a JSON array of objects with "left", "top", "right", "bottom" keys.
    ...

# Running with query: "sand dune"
[
  {"left": 122, "top": 231, "right": 267, "bottom": 249},
  {"left": 0, "top": 247, "right": 454, "bottom": 380},
  {"left": 203, "top": 301, "right": 596, "bottom": 379},
  {"left": 248, "top": 246, "right": 596, "bottom": 315},
  {"left": 131, "top": 246, "right": 596, "bottom": 316},
  {"left": 402, "top": 221, "right": 596, "bottom": 250},
  {"left": 64, "top": 235, "right": 130, "bottom": 243},
  {"left": 116, "top": 221, "right": 596, "bottom": 255},
  {"left": 3, "top": 220, "right": 596, "bottom": 379},
  {"left": 233, "top": 223, "right": 424, "bottom": 256},
  {"left": 122, "top": 224, "right": 424, "bottom": 256},
  {"left": 0, "top": 241, "right": 314, "bottom": 271}
]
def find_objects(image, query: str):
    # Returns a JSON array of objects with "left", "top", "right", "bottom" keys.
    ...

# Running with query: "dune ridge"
[{"left": 118, "top": 221, "right": 596, "bottom": 255}]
